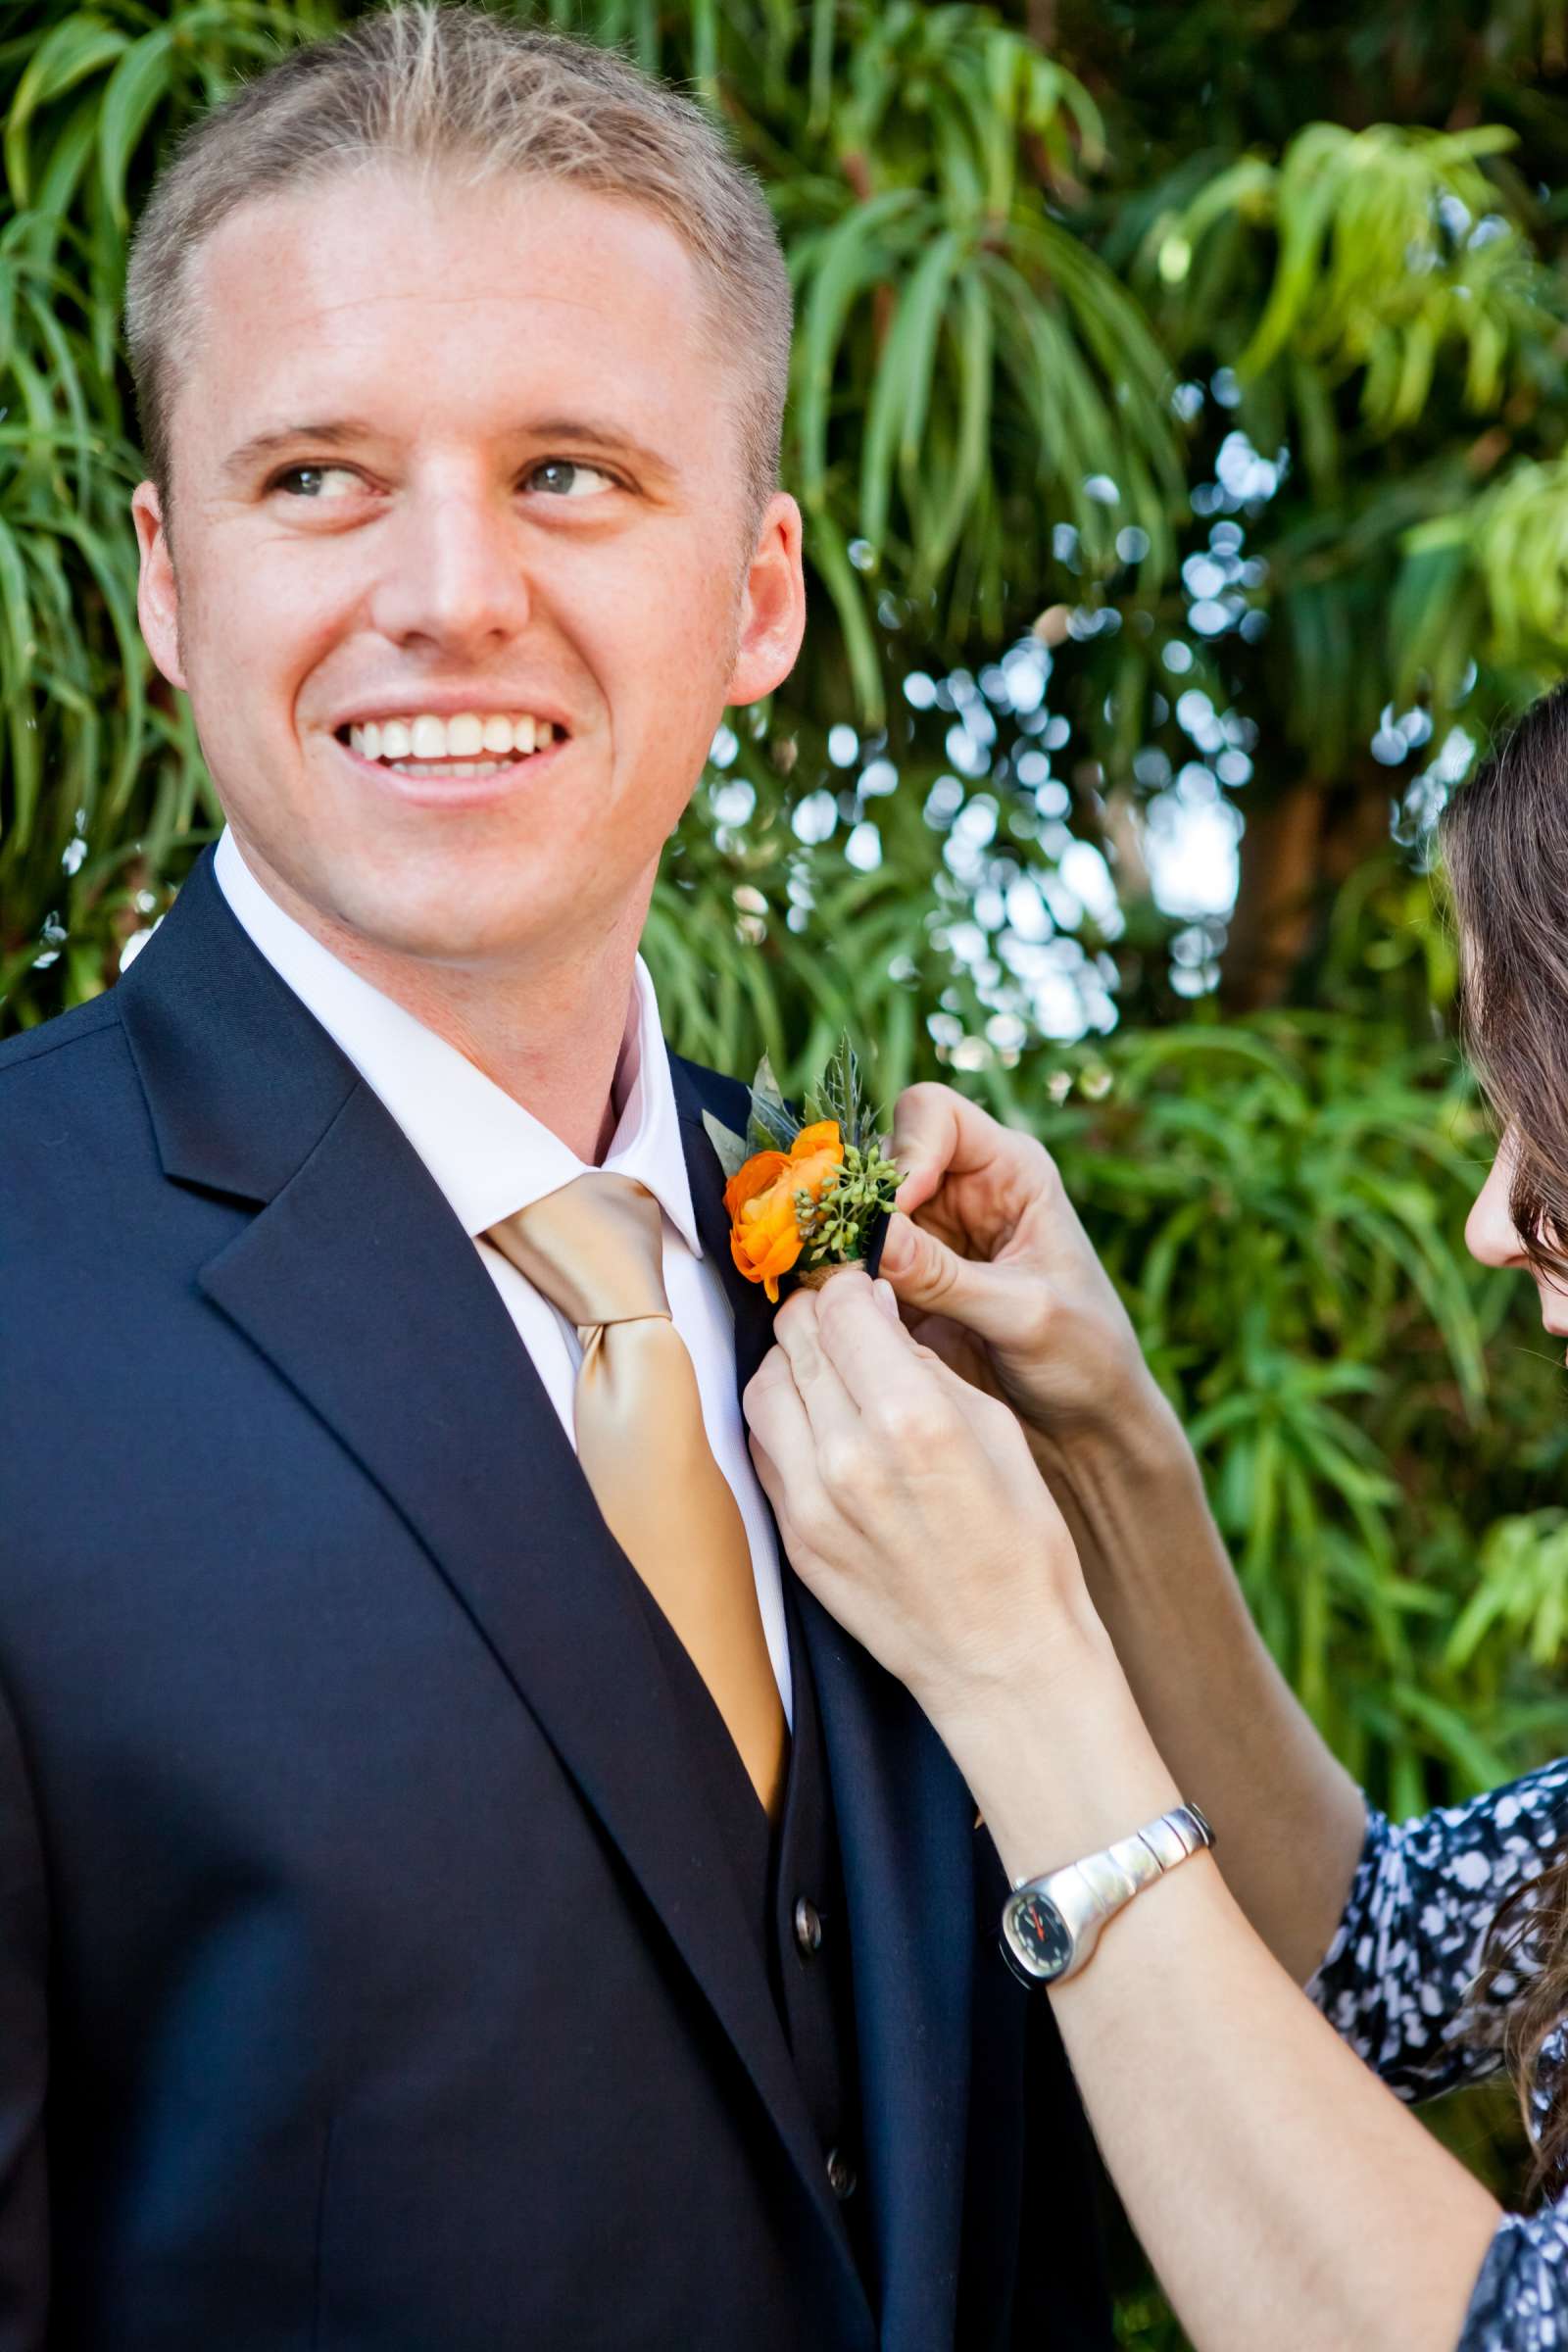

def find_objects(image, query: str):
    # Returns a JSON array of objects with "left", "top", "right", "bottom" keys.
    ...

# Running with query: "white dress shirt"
[{"left": 213, "top": 826, "right": 792, "bottom": 1725}]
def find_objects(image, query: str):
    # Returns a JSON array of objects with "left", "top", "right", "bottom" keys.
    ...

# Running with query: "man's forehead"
[
  {"left": 193, "top": 170, "right": 705, "bottom": 336},
  {"left": 181, "top": 173, "right": 718, "bottom": 457}
]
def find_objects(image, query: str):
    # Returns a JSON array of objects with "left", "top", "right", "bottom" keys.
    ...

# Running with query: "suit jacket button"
[
  {"left": 825, "top": 2146, "right": 858, "bottom": 2201},
  {"left": 793, "top": 1896, "right": 823, "bottom": 1956}
]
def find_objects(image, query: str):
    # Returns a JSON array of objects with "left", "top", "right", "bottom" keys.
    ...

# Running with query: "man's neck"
[{"left": 227, "top": 835, "right": 647, "bottom": 1165}]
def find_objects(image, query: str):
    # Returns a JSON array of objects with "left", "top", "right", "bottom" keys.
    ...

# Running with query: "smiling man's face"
[{"left": 131, "top": 168, "right": 803, "bottom": 974}]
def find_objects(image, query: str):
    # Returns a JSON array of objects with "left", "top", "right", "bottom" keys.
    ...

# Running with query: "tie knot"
[{"left": 488, "top": 1171, "right": 671, "bottom": 1332}]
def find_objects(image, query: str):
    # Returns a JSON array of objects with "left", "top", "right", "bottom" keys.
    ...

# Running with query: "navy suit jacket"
[{"left": 0, "top": 850, "right": 1110, "bottom": 2350}]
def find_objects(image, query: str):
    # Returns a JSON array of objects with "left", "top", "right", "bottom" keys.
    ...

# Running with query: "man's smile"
[
  {"left": 330, "top": 710, "right": 568, "bottom": 808},
  {"left": 339, "top": 706, "right": 562, "bottom": 763}
]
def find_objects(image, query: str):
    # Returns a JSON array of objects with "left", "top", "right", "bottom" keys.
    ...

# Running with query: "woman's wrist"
[
  {"left": 1027, "top": 1403, "right": 1233, "bottom": 1649},
  {"left": 1027, "top": 1382, "right": 1198, "bottom": 1542},
  {"left": 924, "top": 1620, "right": 1185, "bottom": 1886}
]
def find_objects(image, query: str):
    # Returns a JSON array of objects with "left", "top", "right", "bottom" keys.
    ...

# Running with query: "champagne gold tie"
[{"left": 488, "top": 1172, "right": 788, "bottom": 1820}]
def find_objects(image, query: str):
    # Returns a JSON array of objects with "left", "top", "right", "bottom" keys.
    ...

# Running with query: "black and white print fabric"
[{"left": 1308, "top": 1755, "right": 1568, "bottom": 2350}]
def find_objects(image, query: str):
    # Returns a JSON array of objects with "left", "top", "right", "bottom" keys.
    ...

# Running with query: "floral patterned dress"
[{"left": 1308, "top": 1755, "right": 1568, "bottom": 2349}]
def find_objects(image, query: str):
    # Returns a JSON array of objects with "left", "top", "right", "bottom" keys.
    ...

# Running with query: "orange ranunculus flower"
[{"left": 723, "top": 1119, "right": 844, "bottom": 1303}]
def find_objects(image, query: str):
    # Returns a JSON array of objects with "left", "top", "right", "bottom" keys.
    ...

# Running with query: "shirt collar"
[{"left": 212, "top": 826, "right": 704, "bottom": 1257}]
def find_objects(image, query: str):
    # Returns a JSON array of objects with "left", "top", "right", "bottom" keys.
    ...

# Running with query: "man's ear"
[
  {"left": 724, "top": 489, "right": 807, "bottom": 708},
  {"left": 130, "top": 480, "right": 188, "bottom": 692}
]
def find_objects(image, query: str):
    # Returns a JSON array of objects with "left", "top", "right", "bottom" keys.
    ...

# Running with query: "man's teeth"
[{"left": 346, "top": 712, "right": 555, "bottom": 764}]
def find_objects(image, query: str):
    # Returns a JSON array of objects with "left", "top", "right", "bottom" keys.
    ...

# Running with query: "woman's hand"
[
  {"left": 876, "top": 1082, "right": 1173, "bottom": 1466},
  {"left": 743, "top": 1266, "right": 1183, "bottom": 1872},
  {"left": 742, "top": 1268, "right": 1103, "bottom": 1732}
]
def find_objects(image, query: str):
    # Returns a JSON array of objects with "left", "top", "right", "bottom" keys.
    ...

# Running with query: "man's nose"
[
  {"left": 369, "top": 482, "right": 532, "bottom": 650},
  {"left": 1464, "top": 1137, "right": 1527, "bottom": 1268}
]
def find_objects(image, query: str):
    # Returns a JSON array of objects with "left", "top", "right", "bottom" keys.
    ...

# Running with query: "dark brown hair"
[{"left": 1442, "top": 679, "right": 1568, "bottom": 2202}]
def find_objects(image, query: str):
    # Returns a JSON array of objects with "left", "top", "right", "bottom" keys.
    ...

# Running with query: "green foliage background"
[{"left": 5, "top": 3, "right": 1568, "bottom": 2341}]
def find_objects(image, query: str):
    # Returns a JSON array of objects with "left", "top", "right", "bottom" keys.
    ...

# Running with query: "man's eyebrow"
[
  {"left": 520, "top": 416, "right": 679, "bottom": 477},
  {"left": 220, "top": 418, "right": 375, "bottom": 487}
]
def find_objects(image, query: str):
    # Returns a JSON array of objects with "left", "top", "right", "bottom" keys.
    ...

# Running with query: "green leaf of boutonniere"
[
  {"left": 805, "top": 1034, "right": 875, "bottom": 1152},
  {"left": 701, "top": 1109, "right": 750, "bottom": 1186},
  {"left": 746, "top": 1053, "right": 800, "bottom": 1153}
]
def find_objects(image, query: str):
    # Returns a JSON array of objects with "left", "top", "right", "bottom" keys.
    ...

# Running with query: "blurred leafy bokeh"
[{"left": 6, "top": 3, "right": 1568, "bottom": 2342}]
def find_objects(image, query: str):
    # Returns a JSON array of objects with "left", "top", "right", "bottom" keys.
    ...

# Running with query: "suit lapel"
[
  {"left": 665, "top": 1054, "right": 776, "bottom": 1400},
  {"left": 116, "top": 856, "right": 869, "bottom": 2329},
  {"left": 671, "top": 1053, "right": 976, "bottom": 2352}
]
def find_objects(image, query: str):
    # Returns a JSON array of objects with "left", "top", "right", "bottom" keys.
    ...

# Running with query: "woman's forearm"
[
  {"left": 1055, "top": 1852, "right": 1498, "bottom": 2352},
  {"left": 1030, "top": 1394, "right": 1368, "bottom": 1984},
  {"left": 944, "top": 1657, "right": 1501, "bottom": 2352}
]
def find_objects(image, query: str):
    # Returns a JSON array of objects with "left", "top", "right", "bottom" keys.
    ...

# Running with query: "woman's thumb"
[{"left": 878, "top": 1210, "right": 1000, "bottom": 1336}]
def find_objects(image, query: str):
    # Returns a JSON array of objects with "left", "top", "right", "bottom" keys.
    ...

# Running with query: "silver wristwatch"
[{"left": 1000, "top": 1802, "right": 1214, "bottom": 1986}]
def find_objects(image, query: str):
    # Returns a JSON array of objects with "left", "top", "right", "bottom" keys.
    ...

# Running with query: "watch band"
[{"left": 1001, "top": 1801, "right": 1214, "bottom": 1986}]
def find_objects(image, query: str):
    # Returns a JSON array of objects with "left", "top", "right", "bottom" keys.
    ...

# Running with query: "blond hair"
[{"left": 123, "top": 3, "right": 791, "bottom": 533}]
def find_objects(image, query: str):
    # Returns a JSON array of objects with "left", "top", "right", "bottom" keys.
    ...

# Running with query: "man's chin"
[
  {"left": 248, "top": 849, "right": 569, "bottom": 976},
  {"left": 318, "top": 889, "right": 578, "bottom": 974}
]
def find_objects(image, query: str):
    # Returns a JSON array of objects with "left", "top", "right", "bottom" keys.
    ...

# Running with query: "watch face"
[{"left": 1008, "top": 1891, "right": 1073, "bottom": 1979}]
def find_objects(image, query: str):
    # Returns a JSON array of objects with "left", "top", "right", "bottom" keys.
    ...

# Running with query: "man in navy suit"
[{"left": 0, "top": 8, "right": 1109, "bottom": 2343}]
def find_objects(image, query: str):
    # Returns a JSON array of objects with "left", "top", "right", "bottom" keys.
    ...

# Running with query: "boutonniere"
[{"left": 703, "top": 1036, "right": 901, "bottom": 1304}]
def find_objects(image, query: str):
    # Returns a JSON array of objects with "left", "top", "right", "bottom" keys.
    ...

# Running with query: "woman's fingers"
[
  {"left": 890, "top": 1082, "right": 1013, "bottom": 1221},
  {"left": 889, "top": 1082, "right": 1020, "bottom": 1215},
  {"left": 741, "top": 1350, "right": 820, "bottom": 1523},
  {"left": 769, "top": 1286, "right": 861, "bottom": 1445},
  {"left": 876, "top": 1209, "right": 1018, "bottom": 1344},
  {"left": 891, "top": 1082, "right": 1060, "bottom": 1239},
  {"left": 809, "top": 1268, "right": 956, "bottom": 1422},
  {"left": 745, "top": 1417, "right": 786, "bottom": 1525},
  {"left": 889, "top": 1084, "right": 961, "bottom": 1218},
  {"left": 772, "top": 1272, "right": 1028, "bottom": 1495}
]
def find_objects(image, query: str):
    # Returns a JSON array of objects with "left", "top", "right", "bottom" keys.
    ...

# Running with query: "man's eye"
[
  {"left": 526, "top": 460, "right": 616, "bottom": 500},
  {"left": 272, "top": 464, "right": 360, "bottom": 499}
]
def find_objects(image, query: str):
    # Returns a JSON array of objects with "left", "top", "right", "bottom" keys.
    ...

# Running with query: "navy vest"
[{"left": 635, "top": 1571, "right": 867, "bottom": 2270}]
